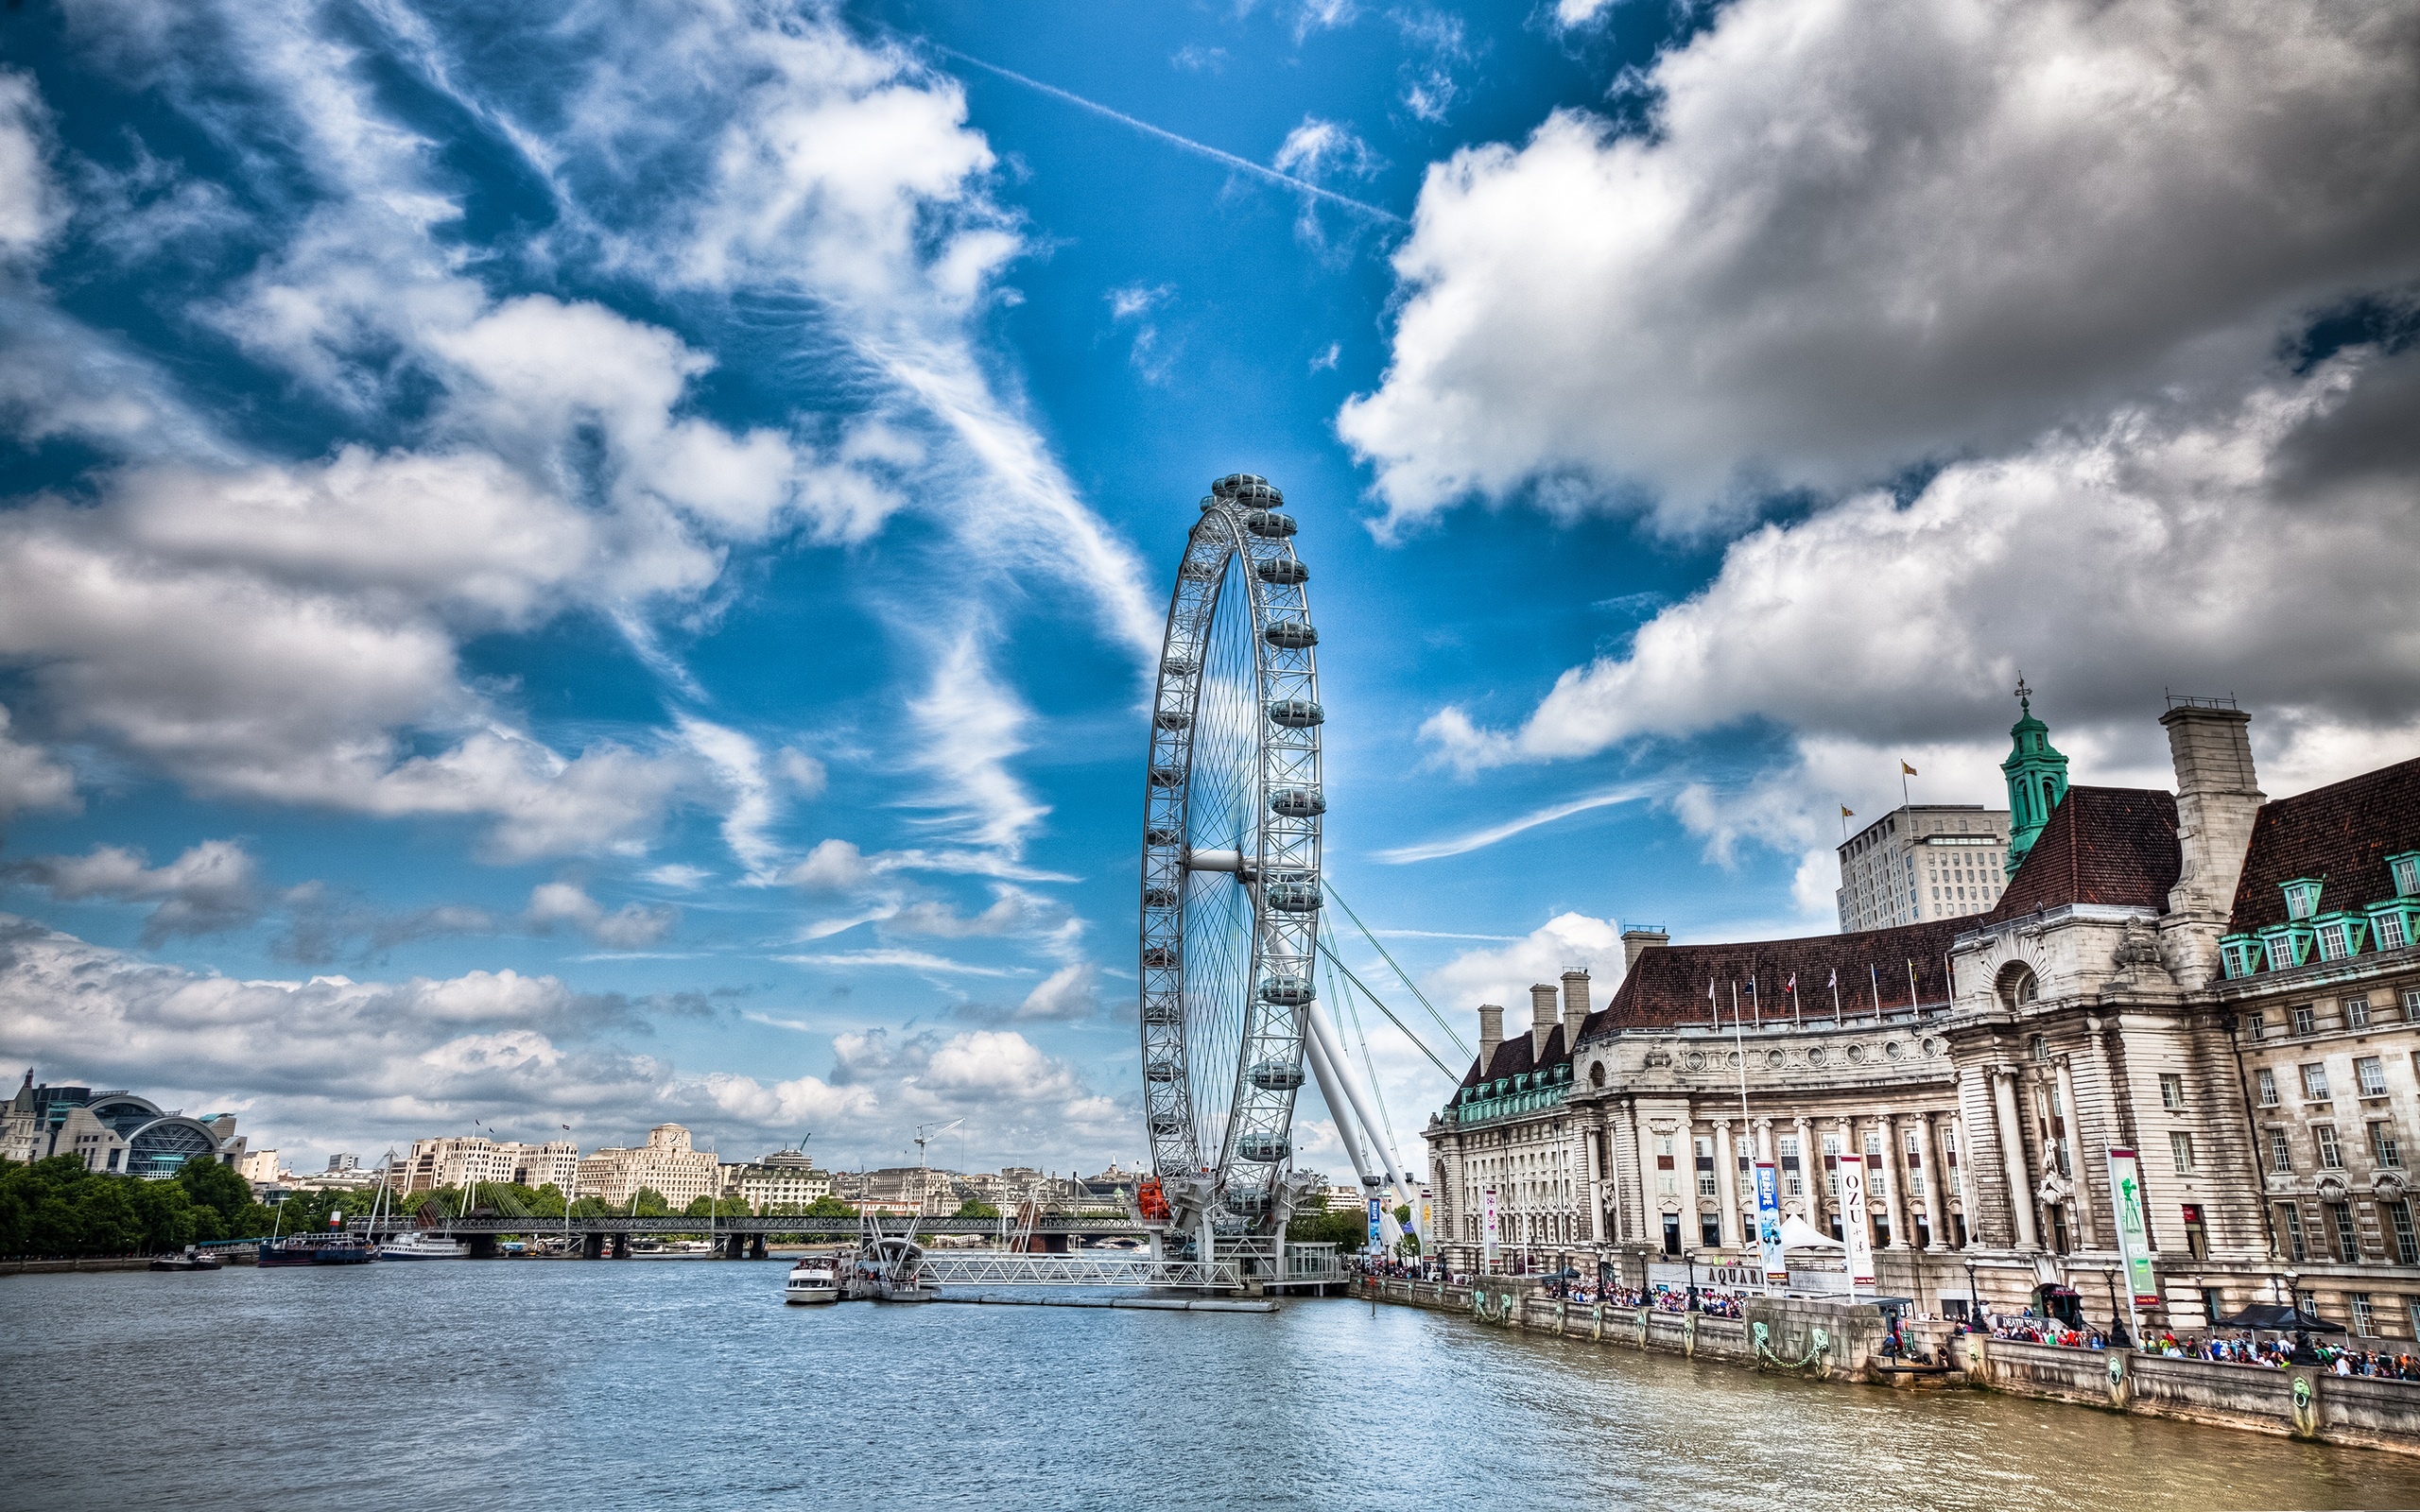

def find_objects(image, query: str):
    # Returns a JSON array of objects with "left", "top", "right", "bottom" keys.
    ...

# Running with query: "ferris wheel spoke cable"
[
  {"left": 1314, "top": 935, "right": 1457, "bottom": 1079},
  {"left": 1322, "top": 880, "right": 1471, "bottom": 1058},
  {"left": 1322, "top": 914, "right": 1414, "bottom": 1193}
]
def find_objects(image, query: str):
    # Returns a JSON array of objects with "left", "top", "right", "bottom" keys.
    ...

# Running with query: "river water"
[{"left": 8, "top": 1263, "right": 2413, "bottom": 1510}]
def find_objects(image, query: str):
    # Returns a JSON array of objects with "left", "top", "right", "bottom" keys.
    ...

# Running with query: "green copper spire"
[{"left": 2002, "top": 675, "right": 2069, "bottom": 878}]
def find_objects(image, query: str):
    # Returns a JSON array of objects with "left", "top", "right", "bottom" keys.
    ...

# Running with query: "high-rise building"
[
  {"left": 576, "top": 1125, "right": 717, "bottom": 1210},
  {"left": 1837, "top": 804, "right": 2013, "bottom": 932}
]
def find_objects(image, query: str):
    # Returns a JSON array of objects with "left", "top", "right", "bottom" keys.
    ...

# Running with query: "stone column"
[
  {"left": 1712, "top": 1118, "right": 1740, "bottom": 1249},
  {"left": 1585, "top": 1115, "right": 1607, "bottom": 1244},
  {"left": 1624, "top": 1099, "right": 1651, "bottom": 1245},
  {"left": 2053, "top": 1057, "right": 2096, "bottom": 1246},
  {"left": 1794, "top": 1115, "right": 1819, "bottom": 1228},
  {"left": 1877, "top": 1110, "right": 1909, "bottom": 1247},
  {"left": 1992, "top": 1070, "right": 2040, "bottom": 1249},
  {"left": 1917, "top": 1109, "right": 1951, "bottom": 1248}
]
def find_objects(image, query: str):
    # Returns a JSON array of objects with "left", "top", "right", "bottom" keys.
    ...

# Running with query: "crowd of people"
[{"left": 1981, "top": 1314, "right": 2420, "bottom": 1378}]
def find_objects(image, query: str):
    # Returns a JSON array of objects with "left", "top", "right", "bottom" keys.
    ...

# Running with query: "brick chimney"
[
  {"left": 1561, "top": 969, "right": 1591, "bottom": 1042},
  {"left": 1621, "top": 927, "right": 1669, "bottom": 972},
  {"left": 1530, "top": 983, "right": 1559, "bottom": 1059},
  {"left": 1477, "top": 1004, "right": 1503, "bottom": 1073},
  {"left": 2161, "top": 701, "right": 2263, "bottom": 918}
]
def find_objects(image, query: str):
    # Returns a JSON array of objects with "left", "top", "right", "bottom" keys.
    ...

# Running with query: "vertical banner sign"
[
  {"left": 1754, "top": 1160, "right": 1788, "bottom": 1288},
  {"left": 2106, "top": 1148, "right": 2159, "bottom": 1305},
  {"left": 1418, "top": 1190, "right": 1433, "bottom": 1247},
  {"left": 1482, "top": 1186, "right": 1500, "bottom": 1267},
  {"left": 1838, "top": 1155, "right": 1876, "bottom": 1288},
  {"left": 1369, "top": 1196, "right": 1384, "bottom": 1251}
]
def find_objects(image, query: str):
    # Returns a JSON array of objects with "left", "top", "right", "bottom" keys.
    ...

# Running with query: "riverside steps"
[{"left": 1362, "top": 1278, "right": 2420, "bottom": 1457}]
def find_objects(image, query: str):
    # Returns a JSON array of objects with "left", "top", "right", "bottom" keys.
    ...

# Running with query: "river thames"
[{"left": 9, "top": 1264, "right": 2414, "bottom": 1510}]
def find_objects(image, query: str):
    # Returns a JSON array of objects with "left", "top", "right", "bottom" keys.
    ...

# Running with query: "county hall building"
[{"left": 1425, "top": 694, "right": 2420, "bottom": 1344}]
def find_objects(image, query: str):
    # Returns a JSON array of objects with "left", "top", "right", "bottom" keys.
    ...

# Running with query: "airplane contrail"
[{"left": 932, "top": 46, "right": 1407, "bottom": 225}]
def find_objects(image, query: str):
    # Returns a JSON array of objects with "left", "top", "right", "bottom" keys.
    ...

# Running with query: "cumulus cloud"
[
  {"left": 0, "top": 704, "right": 76, "bottom": 821},
  {"left": 1015, "top": 961, "right": 1101, "bottom": 1021},
  {"left": 1426, "top": 911, "right": 1630, "bottom": 1024},
  {"left": 0, "top": 68, "right": 61, "bottom": 260},
  {"left": 0, "top": 913, "right": 1131, "bottom": 1165},
  {"left": 1341, "top": 0, "right": 2420, "bottom": 526},
  {"left": 524, "top": 882, "right": 680, "bottom": 951},
  {"left": 2, "top": 839, "right": 266, "bottom": 943}
]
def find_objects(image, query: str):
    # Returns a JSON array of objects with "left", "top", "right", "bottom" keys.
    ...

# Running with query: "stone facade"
[
  {"left": 1426, "top": 696, "right": 2420, "bottom": 1344},
  {"left": 575, "top": 1124, "right": 717, "bottom": 1209}
]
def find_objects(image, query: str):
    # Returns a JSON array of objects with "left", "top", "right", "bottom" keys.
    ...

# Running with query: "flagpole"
[
  {"left": 1750, "top": 975, "right": 1759, "bottom": 1028},
  {"left": 1731, "top": 983, "right": 1750, "bottom": 1128},
  {"left": 1870, "top": 964, "right": 1881, "bottom": 1021},
  {"left": 1908, "top": 959, "right": 1919, "bottom": 1018},
  {"left": 1831, "top": 971, "right": 1841, "bottom": 1024}
]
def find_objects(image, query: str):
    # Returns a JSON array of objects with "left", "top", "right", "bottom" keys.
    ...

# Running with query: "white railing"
[{"left": 920, "top": 1252, "right": 1243, "bottom": 1289}]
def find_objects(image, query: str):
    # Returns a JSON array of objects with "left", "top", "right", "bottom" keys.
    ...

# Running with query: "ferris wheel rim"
[{"left": 1137, "top": 472, "right": 1322, "bottom": 1233}]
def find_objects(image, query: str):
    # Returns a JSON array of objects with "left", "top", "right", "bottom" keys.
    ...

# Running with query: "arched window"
[
  {"left": 1996, "top": 962, "right": 2038, "bottom": 1011},
  {"left": 2042, "top": 777, "right": 2057, "bottom": 816},
  {"left": 1590, "top": 1061, "right": 1607, "bottom": 1089}
]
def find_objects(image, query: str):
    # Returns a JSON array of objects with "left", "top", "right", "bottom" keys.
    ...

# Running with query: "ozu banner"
[
  {"left": 1482, "top": 1185, "right": 1499, "bottom": 1267},
  {"left": 1754, "top": 1160, "right": 1787, "bottom": 1286},
  {"left": 1370, "top": 1196, "right": 1384, "bottom": 1250},
  {"left": 1838, "top": 1154, "right": 1876, "bottom": 1287}
]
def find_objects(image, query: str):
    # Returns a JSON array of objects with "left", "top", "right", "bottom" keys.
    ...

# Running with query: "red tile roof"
[
  {"left": 1992, "top": 786, "right": 2180, "bottom": 916},
  {"left": 1459, "top": 1022, "right": 1565, "bottom": 1089},
  {"left": 2228, "top": 755, "right": 2420, "bottom": 932}
]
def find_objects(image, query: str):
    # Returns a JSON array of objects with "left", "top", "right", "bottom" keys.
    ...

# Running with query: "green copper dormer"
[{"left": 2001, "top": 676, "right": 2070, "bottom": 877}]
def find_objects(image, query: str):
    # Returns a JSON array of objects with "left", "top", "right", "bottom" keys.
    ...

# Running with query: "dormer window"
[
  {"left": 2313, "top": 916, "right": 2367, "bottom": 963},
  {"left": 2282, "top": 879, "right": 2323, "bottom": 920},
  {"left": 2392, "top": 853, "right": 2420, "bottom": 898},
  {"left": 2219, "top": 937, "right": 2260, "bottom": 979}
]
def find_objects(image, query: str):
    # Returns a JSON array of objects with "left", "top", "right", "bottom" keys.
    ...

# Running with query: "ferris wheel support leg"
[
  {"left": 1306, "top": 1001, "right": 1418, "bottom": 1208},
  {"left": 1304, "top": 1027, "right": 1380, "bottom": 1192}
]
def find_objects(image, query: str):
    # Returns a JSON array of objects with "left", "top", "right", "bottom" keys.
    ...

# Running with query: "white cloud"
[
  {"left": 676, "top": 715, "right": 784, "bottom": 883},
  {"left": 524, "top": 881, "right": 680, "bottom": 951},
  {"left": 1425, "top": 359, "right": 2420, "bottom": 799},
  {"left": 0, "top": 68, "right": 61, "bottom": 260},
  {"left": 1374, "top": 782, "right": 1653, "bottom": 862},
  {"left": 905, "top": 633, "right": 1048, "bottom": 856},
  {"left": 775, "top": 947, "right": 1028, "bottom": 979},
  {"left": 0, "top": 703, "right": 76, "bottom": 821},
  {"left": 1426, "top": 911, "right": 1630, "bottom": 1025},
  {"left": 776, "top": 747, "right": 827, "bottom": 797},
  {"left": 1341, "top": 0, "right": 2420, "bottom": 528},
  {"left": 1016, "top": 961, "right": 1100, "bottom": 1021},
  {"left": 886, "top": 885, "right": 1065, "bottom": 940},
  {"left": 2, "top": 839, "right": 265, "bottom": 942},
  {"left": 1106, "top": 283, "right": 1178, "bottom": 384},
  {"left": 1309, "top": 341, "right": 1340, "bottom": 373},
  {"left": 1272, "top": 117, "right": 1378, "bottom": 181},
  {"left": 641, "top": 864, "right": 713, "bottom": 891}
]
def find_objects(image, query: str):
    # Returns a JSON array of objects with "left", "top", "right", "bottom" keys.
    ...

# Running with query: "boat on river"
[
  {"left": 378, "top": 1230, "right": 469, "bottom": 1261},
  {"left": 845, "top": 1230, "right": 938, "bottom": 1302},
  {"left": 785, "top": 1257, "right": 840, "bottom": 1305},
  {"left": 149, "top": 1246, "right": 223, "bottom": 1271},
  {"left": 257, "top": 1234, "right": 377, "bottom": 1267}
]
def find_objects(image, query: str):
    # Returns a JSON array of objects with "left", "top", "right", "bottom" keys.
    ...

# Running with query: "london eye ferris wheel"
[{"left": 1137, "top": 473, "right": 1326, "bottom": 1240}]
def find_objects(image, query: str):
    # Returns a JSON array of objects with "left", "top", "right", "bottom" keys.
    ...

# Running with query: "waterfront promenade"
[{"left": 1362, "top": 1276, "right": 2420, "bottom": 1457}]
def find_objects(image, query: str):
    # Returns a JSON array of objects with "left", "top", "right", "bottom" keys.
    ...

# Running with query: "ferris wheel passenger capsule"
[
  {"left": 1237, "top": 1133, "right": 1291, "bottom": 1162},
  {"left": 1153, "top": 709, "right": 1191, "bottom": 730},
  {"left": 1258, "top": 974, "right": 1316, "bottom": 1005},
  {"left": 1267, "top": 698, "right": 1323, "bottom": 728},
  {"left": 1245, "top": 509, "right": 1296, "bottom": 538},
  {"left": 1270, "top": 787, "right": 1325, "bottom": 817},
  {"left": 1256, "top": 558, "right": 1308, "bottom": 585},
  {"left": 1249, "top": 1060, "right": 1307, "bottom": 1091},
  {"left": 1265, "top": 878, "right": 1322, "bottom": 913},
  {"left": 1264, "top": 618, "right": 1317, "bottom": 648}
]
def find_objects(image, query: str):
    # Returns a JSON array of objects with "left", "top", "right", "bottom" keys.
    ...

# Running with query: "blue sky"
[{"left": 4, "top": 0, "right": 2416, "bottom": 1174}]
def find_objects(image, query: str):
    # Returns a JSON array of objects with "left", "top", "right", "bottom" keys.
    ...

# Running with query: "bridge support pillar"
[
  {"left": 749, "top": 1234, "right": 767, "bottom": 1261},
  {"left": 466, "top": 1233, "right": 499, "bottom": 1260},
  {"left": 581, "top": 1230, "right": 605, "bottom": 1260},
  {"left": 610, "top": 1232, "right": 630, "bottom": 1260},
  {"left": 721, "top": 1232, "right": 747, "bottom": 1261}
]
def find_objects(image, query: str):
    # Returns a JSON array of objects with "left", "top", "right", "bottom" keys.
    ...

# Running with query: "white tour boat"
[
  {"left": 784, "top": 1257, "right": 841, "bottom": 1305},
  {"left": 378, "top": 1230, "right": 469, "bottom": 1261}
]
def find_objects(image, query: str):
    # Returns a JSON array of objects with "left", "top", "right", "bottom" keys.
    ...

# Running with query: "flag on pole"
[
  {"left": 1841, "top": 806, "right": 1854, "bottom": 817},
  {"left": 1900, "top": 762, "right": 1917, "bottom": 776}
]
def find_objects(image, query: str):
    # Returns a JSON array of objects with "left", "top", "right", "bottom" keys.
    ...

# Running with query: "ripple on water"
[{"left": 7, "top": 1266, "right": 2413, "bottom": 1511}]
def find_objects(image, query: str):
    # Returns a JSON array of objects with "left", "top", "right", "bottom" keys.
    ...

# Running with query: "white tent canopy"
[{"left": 1778, "top": 1215, "right": 1844, "bottom": 1251}]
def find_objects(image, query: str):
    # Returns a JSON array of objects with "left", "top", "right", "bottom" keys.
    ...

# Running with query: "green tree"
[
  {"left": 683, "top": 1194, "right": 752, "bottom": 1220},
  {"left": 1285, "top": 1206, "right": 1365, "bottom": 1251},
  {"left": 177, "top": 1159, "right": 251, "bottom": 1228},
  {"left": 952, "top": 1198, "right": 1000, "bottom": 1220},
  {"left": 631, "top": 1187, "right": 670, "bottom": 1217},
  {"left": 800, "top": 1195, "right": 857, "bottom": 1218}
]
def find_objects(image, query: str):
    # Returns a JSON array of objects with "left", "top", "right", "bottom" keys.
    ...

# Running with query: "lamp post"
[
  {"left": 1964, "top": 1256, "right": 1982, "bottom": 1330},
  {"left": 2101, "top": 1265, "right": 2132, "bottom": 1349},
  {"left": 2281, "top": 1267, "right": 2301, "bottom": 1317},
  {"left": 1685, "top": 1249, "right": 1699, "bottom": 1313}
]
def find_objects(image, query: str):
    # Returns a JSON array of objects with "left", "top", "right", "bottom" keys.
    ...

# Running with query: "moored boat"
[
  {"left": 257, "top": 1234, "right": 377, "bottom": 1267},
  {"left": 784, "top": 1257, "right": 840, "bottom": 1305},
  {"left": 149, "top": 1246, "right": 224, "bottom": 1271},
  {"left": 377, "top": 1229, "right": 469, "bottom": 1261}
]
